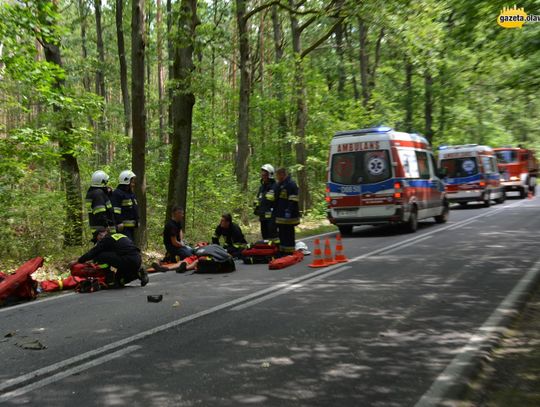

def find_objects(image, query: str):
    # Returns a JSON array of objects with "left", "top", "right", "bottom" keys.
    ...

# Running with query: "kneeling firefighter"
[{"left": 74, "top": 227, "right": 148, "bottom": 288}]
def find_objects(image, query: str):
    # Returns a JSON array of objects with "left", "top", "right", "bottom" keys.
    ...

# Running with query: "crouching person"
[
  {"left": 163, "top": 206, "right": 194, "bottom": 261},
  {"left": 212, "top": 213, "right": 247, "bottom": 258},
  {"left": 72, "top": 227, "right": 148, "bottom": 288}
]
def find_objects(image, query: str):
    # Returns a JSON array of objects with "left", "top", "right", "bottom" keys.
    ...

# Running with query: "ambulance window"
[
  {"left": 397, "top": 149, "right": 420, "bottom": 178},
  {"left": 491, "top": 157, "right": 498, "bottom": 173},
  {"left": 441, "top": 157, "right": 479, "bottom": 178},
  {"left": 415, "top": 151, "right": 430, "bottom": 179},
  {"left": 330, "top": 150, "right": 391, "bottom": 185},
  {"left": 482, "top": 156, "right": 493, "bottom": 173}
]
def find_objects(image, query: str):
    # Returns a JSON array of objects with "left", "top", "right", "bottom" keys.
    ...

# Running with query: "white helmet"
[
  {"left": 118, "top": 170, "right": 136, "bottom": 185},
  {"left": 261, "top": 164, "right": 275, "bottom": 179},
  {"left": 295, "top": 241, "right": 311, "bottom": 255},
  {"left": 91, "top": 170, "right": 109, "bottom": 187}
]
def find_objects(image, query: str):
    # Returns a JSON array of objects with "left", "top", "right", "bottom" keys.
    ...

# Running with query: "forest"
[{"left": 0, "top": 0, "right": 539, "bottom": 269}]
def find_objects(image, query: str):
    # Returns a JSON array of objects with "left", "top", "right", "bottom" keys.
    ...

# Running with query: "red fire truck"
[{"left": 494, "top": 147, "right": 538, "bottom": 198}]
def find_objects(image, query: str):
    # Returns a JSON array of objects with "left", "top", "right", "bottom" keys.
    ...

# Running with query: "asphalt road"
[{"left": 1, "top": 194, "right": 540, "bottom": 406}]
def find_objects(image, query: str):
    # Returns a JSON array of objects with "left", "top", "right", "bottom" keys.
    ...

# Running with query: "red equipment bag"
[
  {"left": 268, "top": 251, "right": 304, "bottom": 270},
  {"left": 40, "top": 276, "right": 84, "bottom": 292},
  {"left": 0, "top": 257, "right": 43, "bottom": 305},
  {"left": 70, "top": 263, "right": 114, "bottom": 287},
  {"left": 241, "top": 240, "right": 279, "bottom": 265}
]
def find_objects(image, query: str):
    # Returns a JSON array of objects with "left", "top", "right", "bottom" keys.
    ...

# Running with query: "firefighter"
[
  {"left": 274, "top": 167, "right": 300, "bottom": 255},
  {"left": 112, "top": 170, "right": 139, "bottom": 241},
  {"left": 254, "top": 164, "right": 278, "bottom": 240},
  {"left": 73, "top": 227, "right": 148, "bottom": 288},
  {"left": 163, "top": 206, "right": 194, "bottom": 261},
  {"left": 212, "top": 213, "right": 247, "bottom": 258},
  {"left": 85, "top": 170, "right": 115, "bottom": 231}
]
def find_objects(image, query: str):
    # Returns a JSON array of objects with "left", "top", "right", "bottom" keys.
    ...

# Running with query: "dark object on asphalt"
[
  {"left": 147, "top": 295, "right": 163, "bottom": 303},
  {"left": 17, "top": 339, "right": 47, "bottom": 350}
]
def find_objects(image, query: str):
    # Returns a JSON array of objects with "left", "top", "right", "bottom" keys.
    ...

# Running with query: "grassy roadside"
[{"left": 458, "top": 283, "right": 540, "bottom": 406}]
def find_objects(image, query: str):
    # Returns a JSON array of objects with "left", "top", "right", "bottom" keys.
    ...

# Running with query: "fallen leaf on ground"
[{"left": 17, "top": 340, "right": 47, "bottom": 350}]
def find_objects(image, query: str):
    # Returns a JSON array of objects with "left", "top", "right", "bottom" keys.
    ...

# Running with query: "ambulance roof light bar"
[{"left": 333, "top": 126, "right": 393, "bottom": 137}]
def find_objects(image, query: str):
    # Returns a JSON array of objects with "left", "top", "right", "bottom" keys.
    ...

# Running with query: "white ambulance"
[
  {"left": 326, "top": 127, "right": 449, "bottom": 234},
  {"left": 438, "top": 144, "right": 505, "bottom": 207}
]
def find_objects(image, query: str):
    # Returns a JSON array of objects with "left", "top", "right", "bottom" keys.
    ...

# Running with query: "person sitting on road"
[
  {"left": 163, "top": 206, "right": 194, "bottom": 261},
  {"left": 212, "top": 213, "right": 247, "bottom": 258},
  {"left": 70, "top": 227, "right": 148, "bottom": 288}
]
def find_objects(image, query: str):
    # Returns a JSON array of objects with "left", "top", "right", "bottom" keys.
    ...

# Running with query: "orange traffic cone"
[
  {"left": 308, "top": 239, "right": 326, "bottom": 268},
  {"left": 334, "top": 234, "right": 349, "bottom": 263},
  {"left": 323, "top": 238, "right": 337, "bottom": 266}
]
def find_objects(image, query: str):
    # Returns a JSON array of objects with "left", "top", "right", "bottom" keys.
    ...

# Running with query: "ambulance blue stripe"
[
  {"left": 444, "top": 174, "right": 481, "bottom": 185},
  {"left": 328, "top": 178, "right": 440, "bottom": 196}
]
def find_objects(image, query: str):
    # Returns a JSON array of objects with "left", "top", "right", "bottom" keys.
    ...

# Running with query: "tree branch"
[
  {"left": 301, "top": 16, "right": 345, "bottom": 58},
  {"left": 243, "top": 0, "right": 280, "bottom": 22}
]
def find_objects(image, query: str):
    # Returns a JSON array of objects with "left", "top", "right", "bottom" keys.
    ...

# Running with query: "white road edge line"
[
  {"left": 0, "top": 198, "right": 527, "bottom": 394},
  {"left": 379, "top": 235, "right": 432, "bottom": 255},
  {"left": 0, "top": 345, "right": 141, "bottom": 403},
  {"left": 414, "top": 256, "right": 540, "bottom": 407},
  {"left": 231, "top": 266, "right": 352, "bottom": 311}
]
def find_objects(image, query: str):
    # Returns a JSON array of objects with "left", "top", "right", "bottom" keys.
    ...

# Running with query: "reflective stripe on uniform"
[
  {"left": 105, "top": 201, "right": 112, "bottom": 209},
  {"left": 111, "top": 233, "right": 127, "bottom": 241},
  {"left": 265, "top": 191, "right": 275, "bottom": 201},
  {"left": 93, "top": 205, "right": 106, "bottom": 214},
  {"left": 264, "top": 212, "right": 272, "bottom": 219},
  {"left": 113, "top": 207, "right": 122, "bottom": 214},
  {"left": 275, "top": 217, "right": 300, "bottom": 225},
  {"left": 288, "top": 194, "right": 299, "bottom": 202},
  {"left": 279, "top": 245, "right": 295, "bottom": 253},
  {"left": 121, "top": 199, "right": 133, "bottom": 206},
  {"left": 97, "top": 263, "right": 109, "bottom": 269},
  {"left": 123, "top": 220, "right": 136, "bottom": 227}
]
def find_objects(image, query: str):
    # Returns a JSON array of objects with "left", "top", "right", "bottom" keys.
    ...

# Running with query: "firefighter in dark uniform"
[
  {"left": 274, "top": 168, "right": 300, "bottom": 255},
  {"left": 74, "top": 227, "right": 148, "bottom": 288},
  {"left": 85, "top": 170, "right": 115, "bottom": 231},
  {"left": 112, "top": 170, "right": 139, "bottom": 241},
  {"left": 254, "top": 164, "right": 278, "bottom": 240},
  {"left": 212, "top": 213, "right": 247, "bottom": 258}
]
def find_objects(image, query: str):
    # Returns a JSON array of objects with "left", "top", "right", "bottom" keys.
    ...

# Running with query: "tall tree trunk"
[
  {"left": 116, "top": 0, "right": 132, "bottom": 139},
  {"left": 404, "top": 59, "right": 413, "bottom": 133},
  {"left": 235, "top": 0, "right": 250, "bottom": 193},
  {"left": 335, "top": 20, "right": 346, "bottom": 103},
  {"left": 94, "top": 0, "right": 108, "bottom": 164},
  {"left": 289, "top": 4, "right": 310, "bottom": 212},
  {"left": 358, "top": 17, "right": 370, "bottom": 108},
  {"left": 344, "top": 24, "right": 359, "bottom": 101},
  {"left": 78, "top": 0, "right": 91, "bottom": 92},
  {"left": 271, "top": 5, "right": 289, "bottom": 166},
  {"left": 424, "top": 70, "right": 434, "bottom": 142},
  {"left": 167, "top": 0, "right": 174, "bottom": 143},
  {"left": 166, "top": 0, "right": 198, "bottom": 221},
  {"left": 405, "top": 59, "right": 414, "bottom": 133},
  {"left": 39, "top": 1, "right": 84, "bottom": 247},
  {"left": 132, "top": 0, "right": 147, "bottom": 249},
  {"left": 156, "top": 0, "right": 166, "bottom": 144}
]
